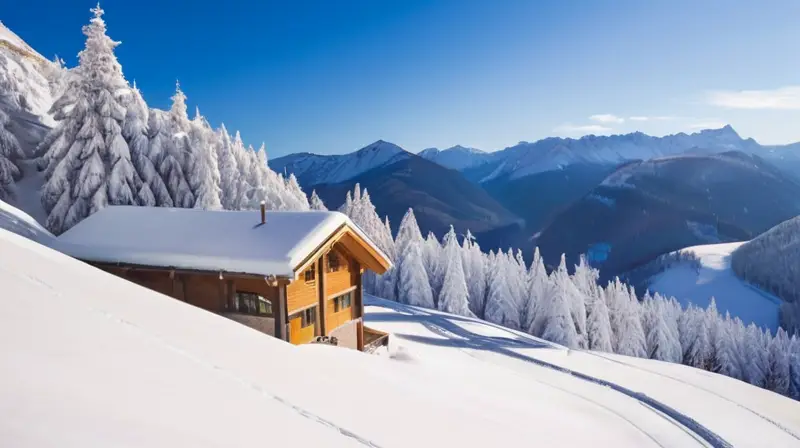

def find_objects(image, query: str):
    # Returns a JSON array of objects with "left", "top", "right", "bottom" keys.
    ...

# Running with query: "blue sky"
[{"left": 5, "top": 0, "right": 800, "bottom": 156}]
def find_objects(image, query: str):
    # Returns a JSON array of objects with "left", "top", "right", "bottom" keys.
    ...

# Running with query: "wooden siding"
[
  {"left": 325, "top": 294, "right": 354, "bottom": 332},
  {"left": 325, "top": 247, "right": 355, "bottom": 298},
  {"left": 286, "top": 265, "right": 318, "bottom": 314},
  {"left": 183, "top": 273, "right": 226, "bottom": 311},
  {"left": 288, "top": 309, "right": 316, "bottom": 344}
]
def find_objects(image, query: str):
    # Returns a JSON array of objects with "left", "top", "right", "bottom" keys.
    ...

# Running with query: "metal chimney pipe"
[{"left": 260, "top": 201, "right": 266, "bottom": 224}]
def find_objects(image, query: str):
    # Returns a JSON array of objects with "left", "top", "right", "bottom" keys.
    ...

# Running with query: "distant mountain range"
[
  {"left": 273, "top": 126, "right": 800, "bottom": 279},
  {"left": 271, "top": 142, "right": 519, "bottom": 236}
]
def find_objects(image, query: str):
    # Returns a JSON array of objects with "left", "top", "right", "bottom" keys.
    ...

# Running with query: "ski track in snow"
[
  {"left": 380, "top": 301, "right": 730, "bottom": 448},
  {"left": 584, "top": 351, "right": 800, "bottom": 443},
  {"left": 13, "top": 269, "right": 382, "bottom": 448}
]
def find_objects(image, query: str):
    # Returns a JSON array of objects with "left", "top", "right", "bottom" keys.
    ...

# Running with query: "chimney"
[{"left": 260, "top": 201, "right": 266, "bottom": 224}]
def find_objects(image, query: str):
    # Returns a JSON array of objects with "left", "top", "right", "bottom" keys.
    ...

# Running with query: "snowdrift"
[{"left": 2, "top": 229, "right": 800, "bottom": 447}]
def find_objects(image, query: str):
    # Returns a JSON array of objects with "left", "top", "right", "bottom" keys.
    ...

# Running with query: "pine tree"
[
  {"left": 483, "top": 250, "right": 521, "bottom": 330},
  {"left": 766, "top": 328, "right": 791, "bottom": 396},
  {"left": 216, "top": 124, "right": 240, "bottom": 209},
  {"left": 643, "top": 296, "right": 675, "bottom": 361},
  {"left": 423, "top": 232, "right": 442, "bottom": 300},
  {"left": 395, "top": 209, "right": 434, "bottom": 308},
  {"left": 39, "top": 5, "right": 137, "bottom": 234},
  {"left": 310, "top": 189, "right": 327, "bottom": 210},
  {"left": 540, "top": 257, "right": 580, "bottom": 348},
  {"left": 437, "top": 226, "right": 473, "bottom": 317},
  {"left": 123, "top": 82, "right": 172, "bottom": 207},
  {"left": 188, "top": 108, "right": 222, "bottom": 210},
  {"left": 0, "top": 108, "right": 23, "bottom": 201},
  {"left": 153, "top": 83, "right": 194, "bottom": 208},
  {"left": 608, "top": 279, "right": 646, "bottom": 358},
  {"left": 744, "top": 324, "right": 769, "bottom": 387},
  {"left": 788, "top": 336, "right": 800, "bottom": 400},
  {"left": 524, "top": 247, "right": 548, "bottom": 333},
  {"left": 586, "top": 286, "right": 613, "bottom": 352},
  {"left": 462, "top": 231, "right": 487, "bottom": 318}
]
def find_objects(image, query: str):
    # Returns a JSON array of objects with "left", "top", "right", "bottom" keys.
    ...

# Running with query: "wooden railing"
[{"left": 363, "top": 325, "right": 389, "bottom": 353}]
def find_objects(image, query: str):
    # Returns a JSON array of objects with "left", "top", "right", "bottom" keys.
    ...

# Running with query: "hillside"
[
  {"left": 641, "top": 242, "right": 782, "bottom": 331},
  {"left": 312, "top": 155, "right": 520, "bottom": 236},
  {"left": 533, "top": 152, "right": 800, "bottom": 277},
  {"left": 3, "top": 228, "right": 800, "bottom": 446}
]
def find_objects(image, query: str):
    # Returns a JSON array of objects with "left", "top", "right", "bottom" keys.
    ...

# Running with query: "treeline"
[
  {"left": 731, "top": 216, "right": 800, "bottom": 334},
  {"left": 26, "top": 6, "right": 308, "bottom": 234},
  {"left": 340, "top": 184, "right": 800, "bottom": 401}
]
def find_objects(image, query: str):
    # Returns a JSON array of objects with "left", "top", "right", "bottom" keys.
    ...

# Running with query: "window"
[
  {"left": 304, "top": 268, "right": 315, "bottom": 283},
  {"left": 327, "top": 251, "right": 341, "bottom": 272},
  {"left": 333, "top": 292, "right": 352, "bottom": 313},
  {"left": 235, "top": 292, "right": 272, "bottom": 317},
  {"left": 301, "top": 307, "right": 316, "bottom": 328}
]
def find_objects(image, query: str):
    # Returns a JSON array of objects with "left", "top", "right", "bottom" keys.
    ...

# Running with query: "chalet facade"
[{"left": 54, "top": 205, "right": 392, "bottom": 351}]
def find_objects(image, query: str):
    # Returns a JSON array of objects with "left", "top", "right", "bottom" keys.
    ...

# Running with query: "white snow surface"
[
  {"left": 269, "top": 140, "right": 410, "bottom": 185},
  {"left": 0, "top": 197, "right": 52, "bottom": 243},
  {"left": 365, "top": 296, "right": 800, "bottom": 448},
  {"left": 53, "top": 206, "right": 388, "bottom": 278},
  {"left": 4, "top": 229, "right": 800, "bottom": 447},
  {"left": 0, "top": 21, "right": 47, "bottom": 61},
  {"left": 6, "top": 230, "right": 800, "bottom": 447},
  {"left": 648, "top": 242, "right": 781, "bottom": 331}
]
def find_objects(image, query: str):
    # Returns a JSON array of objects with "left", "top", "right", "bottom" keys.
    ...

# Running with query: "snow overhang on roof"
[{"left": 53, "top": 206, "right": 391, "bottom": 279}]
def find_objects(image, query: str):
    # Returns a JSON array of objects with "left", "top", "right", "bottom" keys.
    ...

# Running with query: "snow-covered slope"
[
  {"left": 5, "top": 229, "right": 800, "bottom": 446},
  {"left": 731, "top": 215, "right": 800, "bottom": 305},
  {"left": 269, "top": 140, "right": 411, "bottom": 186},
  {"left": 0, "top": 197, "right": 52, "bottom": 243},
  {"left": 647, "top": 242, "right": 781, "bottom": 332},
  {"left": 418, "top": 145, "right": 491, "bottom": 170},
  {"left": 365, "top": 297, "right": 800, "bottom": 447},
  {"left": 0, "top": 21, "right": 64, "bottom": 129}
]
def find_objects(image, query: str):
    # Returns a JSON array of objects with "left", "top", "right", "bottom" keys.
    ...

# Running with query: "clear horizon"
[{"left": 5, "top": 0, "right": 800, "bottom": 157}]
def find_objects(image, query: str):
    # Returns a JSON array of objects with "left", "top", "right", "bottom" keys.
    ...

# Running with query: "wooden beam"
[
  {"left": 275, "top": 284, "right": 288, "bottom": 341},
  {"left": 317, "top": 258, "right": 327, "bottom": 337}
]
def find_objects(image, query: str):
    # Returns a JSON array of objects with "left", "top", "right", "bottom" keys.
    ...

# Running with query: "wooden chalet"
[{"left": 54, "top": 205, "right": 392, "bottom": 351}]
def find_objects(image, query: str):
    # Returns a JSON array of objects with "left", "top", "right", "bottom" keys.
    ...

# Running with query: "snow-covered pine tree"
[
  {"left": 744, "top": 323, "right": 769, "bottom": 387},
  {"left": 437, "top": 226, "right": 473, "bottom": 317},
  {"left": 153, "top": 84, "right": 193, "bottom": 208},
  {"left": 713, "top": 312, "right": 742, "bottom": 379},
  {"left": 123, "top": 81, "right": 172, "bottom": 207},
  {"left": 585, "top": 286, "right": 613, "bottom": 352},
  {"left": 215, "top": 124, "right": 240, "bottom": 209},
  {"left": 523, "top": 247, "right": 548, "bottom": 333},
  {"left": 539, "top": 255, "right": 580, "bottom": 348},
  {"left": 395, "top": 209, "right": 434, "bottom": 308},
  {"left": 789, "top": 336, "right": 800, "bottom": 400},
  {"left": 39, "top": 4, "right": 138, "bottom": 234},
  {"left": 766, "top": 328, "right": 791, "bottom": 396},
  {"left": 230, "top": 131, "right": 252, "bottom": 209},
  {"left": 462, "top": 231, "right": 487, "bottom": 318},
  {"left": 188, "top": 108, "right": 222, "bottom": 210},
  {"left": 310, "top": 189, "right": 327, "bottom": 210},
  {"left": 423, "top": 232, "right": 443, "bottom": 300},
  {"left": 643, "top": 294, "right": 675, "bottom": 361},
  {"left": 0, "top": 108, "right": 24, "bottom": 201},
  {"left": 607, "top": 279, "right": 646, "bottom": 358}
]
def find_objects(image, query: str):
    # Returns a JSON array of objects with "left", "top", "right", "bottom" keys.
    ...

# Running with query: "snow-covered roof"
[{"left": 54, "top": 206, "right": 390, "bottom": 277}]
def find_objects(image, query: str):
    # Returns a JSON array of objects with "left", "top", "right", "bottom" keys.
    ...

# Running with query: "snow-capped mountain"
[
  {"left": 531, "top": 151, "right": 800, "bottom": 280},
  {"left": 418, "top": 145, "right": 491, "bottom": 170},
  {"left": 270, "top": 140, "right": 411, "bottom": 186},
  {"left": 478, "top": 125, "right": 763, "bottom": 182},
  {"left": 0, "top": 21, "right": 65, "bottom": 129}
]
